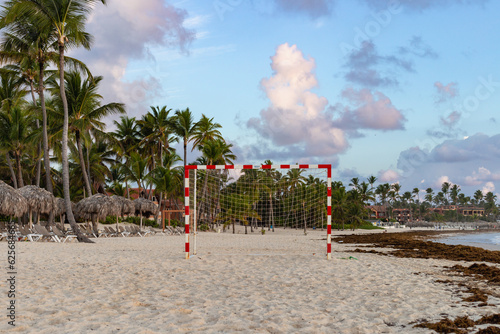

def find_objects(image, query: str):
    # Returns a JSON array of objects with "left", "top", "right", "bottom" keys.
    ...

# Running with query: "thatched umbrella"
[
  {"left": 0, "top": 180, "right": 28, "bottom": 218},
  {"left": 74, "top": 194, "right": 119, "bottom": 234},
  {"left": 110, "top": 195, "right": 135, "bottom": 230},
  {"left": 54, "top": 198, "right": 76, "bottom": 231},
  {"left": 134, "top": 197, "right": 158, "bottom": 230},
  {"left": 17, "top": 185, "right": 55, "bottom": 228}
]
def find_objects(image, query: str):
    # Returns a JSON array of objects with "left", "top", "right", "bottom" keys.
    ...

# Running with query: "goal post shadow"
[{"left": 184, "top": 164, "right": 332, "bottom": 259}]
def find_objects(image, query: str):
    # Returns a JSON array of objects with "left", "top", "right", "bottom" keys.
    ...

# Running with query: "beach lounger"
[
  {"left": 133, "top": 225, "right": 150, "bottom": 237},
  {"left": 33, "top": 224, "right": 61, "bottom": 242},
  {"left": 118, "top": 226, "right": 130, "bottom": 237},
  {"left": 51, "top": 224, "right": 77, "bottom": 243},
  {"left": 144, "top": 226, "right": 156, "bottom": 236},
  {"left": 19, "top": 225, "right": 43, "bottom": 242},
  {"left": 103, "top": 226, "right": 118, "bottom": 237},
  {"left": 82, "top": 224, "right": 98, "bottom": 238},
  {"left": 125, "top": 225, "right": 143, "bottom": 237}
]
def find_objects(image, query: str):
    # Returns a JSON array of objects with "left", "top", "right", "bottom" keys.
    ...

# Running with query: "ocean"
[{"left": 438, "top": 232, "right": 500, "bottom": 251}]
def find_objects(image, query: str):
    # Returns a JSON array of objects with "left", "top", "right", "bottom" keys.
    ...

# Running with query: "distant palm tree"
[
  {"left": 172, "top": 108, "right": 198, "bottom": 167},
  {"left": 332, "top": 185, "right": 347, "bottom": 230},
  {"left": 191, "top": 114, "right": 223, "bottom": 151},
  {"left": 112, "top": 116, "right": 140, "bottom": 199},
  {"left": 412, "top": 187, "right": 420, "bottom": 220},
  {"left": 441, "top": 181, "right": 451, "bottom": 205},
  {"left": 473, "top": 190, "right": 483, "bottom": 206},
  {"left": 424, "top": 187, "right": 434, "bottom": 206},
  {"left": 349, "top": 177, "right": 359, "bottom": 190},
  {"left": 137, "top": 105, "right": 175, "bottom": 169}
]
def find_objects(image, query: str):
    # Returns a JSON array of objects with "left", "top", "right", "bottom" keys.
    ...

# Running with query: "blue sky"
[{"left": 71, "top": 0, "right": 500, "bottom": 198}]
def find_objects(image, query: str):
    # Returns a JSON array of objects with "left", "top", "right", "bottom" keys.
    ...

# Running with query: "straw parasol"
[
  {"left": 0, "top": 180, "right": 28, "bottom": 218},
  {"left": 109, "top": 195, "right": 135, "bottom": 230},
  {"left": 134, "top": 197, "right": 158, "bottom": 230},
  {"left": 54, "top": 197, "right": 76, "bottom": 230},
  {"left": 17, "top": 185, "right": 56, "bottom": 228},
  {"left": 74, "top": 194, "right": 120, "bottom": 234}
]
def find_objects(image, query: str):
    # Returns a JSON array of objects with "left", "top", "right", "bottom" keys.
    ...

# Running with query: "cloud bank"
[{"left": 394, "top": 133, "right": 500, "bottom": 195}]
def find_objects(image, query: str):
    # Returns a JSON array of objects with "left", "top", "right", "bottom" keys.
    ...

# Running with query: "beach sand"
[{"left": 3, "top": 227, "right": 500, "bottom": 333}]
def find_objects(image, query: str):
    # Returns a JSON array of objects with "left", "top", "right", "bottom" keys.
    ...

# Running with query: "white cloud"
[
  {"left": 333, "top": 88, "right": 406, "bottom": 131},
  {"left": 433, "top": 175, "right": 454, "bottom": 189},
  {"left": 378, "top": 169, "right": 400, "bottom": 182},
  {"left": 482, "top": 181, "right": 495, "bottom": 194},
  {"left": 464, "top": 167, "right": 500, "bottom": 186},
  {"left": 247, "top": 43, "right": 349, "bottom": 157}
]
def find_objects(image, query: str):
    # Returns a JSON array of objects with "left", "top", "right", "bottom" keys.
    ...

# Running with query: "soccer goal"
[{"left": 184, "top": 164, "right": 332, "bottom": 259}]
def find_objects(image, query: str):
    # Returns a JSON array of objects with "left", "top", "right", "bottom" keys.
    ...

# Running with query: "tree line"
[{"left": 0, "top": 0, "right": 235, "bottom": 241}]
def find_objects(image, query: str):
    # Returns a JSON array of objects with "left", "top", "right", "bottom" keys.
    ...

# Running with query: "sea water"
[{"left": 438, "top": 232, "right": 500, "bottom": 251}]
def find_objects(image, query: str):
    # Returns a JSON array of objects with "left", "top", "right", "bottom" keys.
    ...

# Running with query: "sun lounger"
[
  {"left": 51, "top": 224, "right": 77, "bottom": 243},
  {"left": 125, "top": 225, "right": 143, "bottom": 237},
  {"left": 81, "top": 224, "right": 98, "bottom": 238},
  {"left": 118, "top": 226, "right": 130, "bottom": 237},
  {"left": 103, "top": 226, "right": 118, "bottom": 237},
  {"left": 18, "top": 225, "right": 43, "bottom": 242},
  {"left": 33, "top": 224, "right": 60, "bottom": 242}
]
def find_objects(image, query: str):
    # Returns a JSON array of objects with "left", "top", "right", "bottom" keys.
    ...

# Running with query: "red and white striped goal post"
[{"left": 184, "top": 164, "right": 333, "bottom": 259}]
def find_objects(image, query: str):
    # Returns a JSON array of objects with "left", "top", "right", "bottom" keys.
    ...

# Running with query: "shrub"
[
  {"left": 198, "top": 223, "right": 209, "bottom": 231},
  {"left": 102, "top": 215, "right": 121, "bottom": 225}
]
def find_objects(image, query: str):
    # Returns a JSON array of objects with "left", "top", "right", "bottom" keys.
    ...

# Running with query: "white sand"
[{"left": 3, "top": 227, "right": 500, "bottom": 333}]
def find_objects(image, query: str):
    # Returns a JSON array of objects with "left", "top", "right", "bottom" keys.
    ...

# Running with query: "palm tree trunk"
[
  {"left": 5, "top": 153, "right": 17, "bottom": 189},
  {"left": 59, "top": 42, "right": 92, "bottom": 243},
  {"left": 29, "top": 80, "right": 42, "bottom": 187},
  {"left": 75, "top": 130, "right": 92, "bottom": 197},
  {"left": 183, "top": 139, "right": 187, "bottom": 167},
  {"left": 38, "top": 63, "right": 52, "bottom": 194},
  {"left": 125, "top": 179, "right": 130, "bottom": 199},
  {"left": 15, "top": 152, "right": 24, "bottom": 188},
  {"left": 86, "top": 136, "right": 92, "bottom": 191}
]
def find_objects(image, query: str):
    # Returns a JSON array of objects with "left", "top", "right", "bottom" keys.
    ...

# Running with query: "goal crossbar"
[{"left": 184, "top": 164, "right": 332, "bottom": 259}]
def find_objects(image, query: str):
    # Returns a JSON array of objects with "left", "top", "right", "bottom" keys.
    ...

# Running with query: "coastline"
[{"left": 3, "top": 227, "right": 500, "bottom": 333}]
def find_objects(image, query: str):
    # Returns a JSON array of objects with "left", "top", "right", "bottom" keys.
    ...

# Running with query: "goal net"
[{"left": 184, "top": 164, "right": 332, "bottom": 259}]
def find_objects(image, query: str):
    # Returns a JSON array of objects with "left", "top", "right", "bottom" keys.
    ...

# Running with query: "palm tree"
[
  {"left": 0, "top": 106, "right": 33, "bottom": 188},
  {"left": 349, "top": 177, "right": 360, "bottom": 190},
  {"left": 473, "top": 190, "right": 483, "bottom": 206},
  {"left": 424, "top": 187, "right": 434, "bottom": 206},
  {"left": 149, "top": 165, "right": 182, "bottom": 227},
  {"left": 367, "top": 175, "right": 377, "bottom": 204},
  {"left": 484, "top": 192, "right": 498, "bottom": 217},
  {"left": 0, "top": 69, "right": 28, "bottom": 188},
  {"left": 412, "top": 187, "right": 420, "bottom": 221},
  {"left": 441, "top": 181, "right": 451, "bottom": 205},
  {"left": 331, "top": 184, "right": 347, "bottom": 230},
  {"left": 191, "top": 114, "right": 223, "bottom": 151},
  {"left": 125, "top": 152, "right": 149, "bottom": 198},
  {"left": 172, "top": 108, "right": 198, "bottom": 167},
  {"left": 137, "top": 106, "right": 175, "bottom": 168},
  {"left": 48, "top": 70, "right": 125, "bottom": 196},
  {"left": 112, "top": 116, "right": 140, "bottom": 199},
  {"left": 7, "top": 0, "right": 107, "bottom": 242},
  {"left": 0, "top": 9, "right": 58, "bottom": 194}
]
